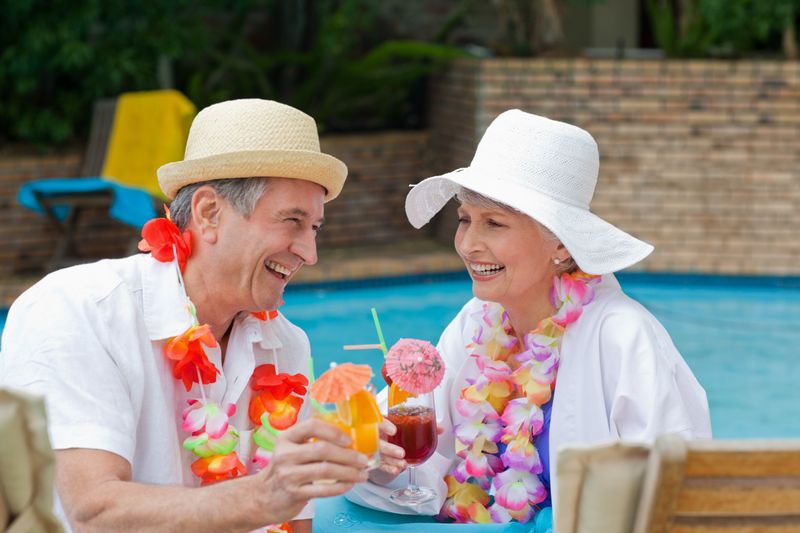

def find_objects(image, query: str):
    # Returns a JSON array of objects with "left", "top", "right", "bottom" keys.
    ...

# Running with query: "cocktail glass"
[
  {"left": 315, "top": 387, "right": 382, "bottom": 469},
  {"left": 386, "top": 384, "right": 438, "bottom": 505}
]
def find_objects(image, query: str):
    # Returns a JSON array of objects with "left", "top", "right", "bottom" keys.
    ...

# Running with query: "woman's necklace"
[{"left": 441, "top": 271, "right": 600, "bottom": 524}]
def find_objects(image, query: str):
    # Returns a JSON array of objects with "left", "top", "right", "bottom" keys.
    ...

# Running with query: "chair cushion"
[
  {"left": 0, "top": 388, "right": 62, "bottom": 532},
  {"left": 555, "top": 441, "right": 650, "bottom": 533}
]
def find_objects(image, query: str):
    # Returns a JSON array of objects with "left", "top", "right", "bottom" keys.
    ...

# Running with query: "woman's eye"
[
  {"left": 487, "top": 219, "right": 504, "bottom": 228},
  {"left": 457, "top": 217, "right": 469, "bottom": 224}
]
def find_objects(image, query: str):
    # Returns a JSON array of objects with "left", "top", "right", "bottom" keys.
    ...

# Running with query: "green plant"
[
  {"left": 645, "top": 0, "right": 800, "bottom": 58},
  {"left": 0, "top": 0, "right": 209, "bottom": 146},
  {"left": 1, "top": 0, "right": 465, "bottom": 147},
  {"left": 183, "top": 0, "right": 466, "bottom": 131}
]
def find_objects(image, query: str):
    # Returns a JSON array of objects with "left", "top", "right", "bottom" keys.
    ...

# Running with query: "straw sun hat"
[
  {"left": 405, "top": 110, "right": 653, "bottom": 275},
  {"left": 157, "top": 99, "right": 347, "bottom": 201}
]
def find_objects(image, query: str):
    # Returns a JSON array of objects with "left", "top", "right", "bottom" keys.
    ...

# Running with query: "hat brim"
[
  {"left": 157, "top": 149, "right": 347, "bottom": 201},
  {"left": 405, "top": 168, "right": 653, "bottom": 275}
]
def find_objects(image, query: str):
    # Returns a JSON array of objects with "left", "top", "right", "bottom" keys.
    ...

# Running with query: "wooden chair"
[
  {"left": 555, "top": 434, "right": 800, "bottom": 533},
  {"left": 633, "top": 434, "right": 800, "bottom": 533},
  {"left": 31, "top": 99, "right": 119, "bottom": 271},
  {"left": 18, "top": 90, "right": 195, "bottom": 272}
]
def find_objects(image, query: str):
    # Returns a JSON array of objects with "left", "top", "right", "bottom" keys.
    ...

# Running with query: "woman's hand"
[
  {"left": 374, "top": 418, "right": 406, "bottom": 477},
  {"left": 368, "top": 420, "right": 446, "bottom": 485}
]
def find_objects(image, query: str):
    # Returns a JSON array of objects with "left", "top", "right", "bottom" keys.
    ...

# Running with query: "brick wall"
[
  {"left": 428, "top": 58, "right": 800, "bottom": 275},
  {"left": 0, "top": 152, "right": 135, "bottom": 277},
  {"left": 318, "top": 131, "right": 431, "bottom": 246},
  {"left": 0, "top": 130, "right": 432, "bottom": 276}
]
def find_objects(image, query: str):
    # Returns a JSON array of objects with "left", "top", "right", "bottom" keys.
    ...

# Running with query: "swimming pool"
[{"left": 282, "top": 273, "right": 800, "bottom": 440}]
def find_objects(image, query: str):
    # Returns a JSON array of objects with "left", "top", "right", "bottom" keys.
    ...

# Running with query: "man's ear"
[{"left": 190, "top": 186, "right": 222, "bottom": 244}]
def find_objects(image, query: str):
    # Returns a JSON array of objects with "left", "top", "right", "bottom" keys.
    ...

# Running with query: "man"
[{"left": 0, "top": 99, "right": 404, "bottom": 532}]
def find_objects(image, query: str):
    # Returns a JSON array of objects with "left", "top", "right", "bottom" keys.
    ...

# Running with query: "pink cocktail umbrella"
[{"left": 385, "top": 339, "right": 445, "bottom": 394}]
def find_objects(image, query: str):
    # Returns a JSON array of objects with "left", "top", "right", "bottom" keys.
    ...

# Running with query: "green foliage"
[
  {"left": 1, "top": 0, "right": 465, "bottom": 147},
  {"left": 645, "top": 0, "right": 800, "bottom": 58},
  {"left": 183, "top": 0, "right": 466, "bottom": 132},
  {"left": 0, "top": 0, "right": 209, "bottom": 145}
]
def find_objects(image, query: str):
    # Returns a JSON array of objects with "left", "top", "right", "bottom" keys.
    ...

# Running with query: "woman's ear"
[
  {"left": 190, "top": 186, "right": 221, "bottom": 244},
  {"left": 554, "top": 242, "right": 571, "bottom": 264}
]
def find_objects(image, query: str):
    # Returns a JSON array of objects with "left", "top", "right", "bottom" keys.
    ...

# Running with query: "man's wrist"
[{"left": 243, "top": 472, "right": 275, "bottom": 525}]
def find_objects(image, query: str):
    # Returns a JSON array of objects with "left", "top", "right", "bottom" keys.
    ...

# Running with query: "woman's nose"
[{"left": 456, "top": 225, "right": 483, "bottom": 255}]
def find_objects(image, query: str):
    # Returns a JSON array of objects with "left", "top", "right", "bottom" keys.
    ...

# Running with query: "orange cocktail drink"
[{"left": 317, "top": 388, "right": 382, "bottom": 467}]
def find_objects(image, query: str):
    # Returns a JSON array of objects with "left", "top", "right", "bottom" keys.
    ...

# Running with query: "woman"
[{"left": 349, "top": 110, "right": 711, "bottom": 526}]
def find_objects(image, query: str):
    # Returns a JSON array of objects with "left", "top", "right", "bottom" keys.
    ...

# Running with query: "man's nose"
[{"left": 292, "top": 231, "right": 318, "bottom": 266}]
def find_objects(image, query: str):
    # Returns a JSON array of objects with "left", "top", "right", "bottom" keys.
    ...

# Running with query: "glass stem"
[{"left": 408, "top": 465, "right": 419, "bottom": 492}]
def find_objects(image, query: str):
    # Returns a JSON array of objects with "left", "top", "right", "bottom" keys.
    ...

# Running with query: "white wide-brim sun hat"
[
  {"left": 158, "top": 99, "right": 347, "bottom": 201},
  {"left": 406, "top": 110, "right": 653, "bottom": 275}
]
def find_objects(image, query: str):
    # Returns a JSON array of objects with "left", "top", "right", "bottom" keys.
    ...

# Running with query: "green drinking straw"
[
  {"left": 371, "top": 307, "right": 388, "bottom": 356},
  {"left": 307, "top": 356, "right": 328, "bottom": 414},
  {"left": 308, "top": 356, "right": 317, "bottom": 384}
]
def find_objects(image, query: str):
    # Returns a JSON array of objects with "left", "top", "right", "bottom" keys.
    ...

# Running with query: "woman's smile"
[{"left": 467, "top": 261, "right": 506, "bottom": 280}]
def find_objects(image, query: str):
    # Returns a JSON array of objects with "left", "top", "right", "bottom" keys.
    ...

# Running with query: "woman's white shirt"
[{"left": 347, "top": 273, "right": 711, "bottom": 515}]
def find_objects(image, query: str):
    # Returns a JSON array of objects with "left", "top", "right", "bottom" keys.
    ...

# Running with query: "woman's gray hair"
[
  {"left": 455, "top": 187, "right": 579, "bottom": 274},
  {"left": 169, "top": 177, "right": 271, "bottom": 230}
]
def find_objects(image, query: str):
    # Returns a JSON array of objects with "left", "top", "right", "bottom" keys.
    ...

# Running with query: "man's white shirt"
[{"left": 0, "top": 254, "right": 314, "bottom": 528}]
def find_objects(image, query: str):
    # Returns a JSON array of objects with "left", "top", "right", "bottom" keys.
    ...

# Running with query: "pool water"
[{"left": 282, "top": 274, "right": 800, "bottom": 440}]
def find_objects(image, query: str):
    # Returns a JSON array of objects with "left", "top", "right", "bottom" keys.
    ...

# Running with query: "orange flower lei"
[{"left": 141, "top": 215, "right": 307, "bottom": 532}]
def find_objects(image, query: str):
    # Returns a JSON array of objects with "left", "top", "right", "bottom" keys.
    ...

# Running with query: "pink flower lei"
[
  {"left": 140, "top": 215, "right": 301, "bottom": 533},
  {"left": 441, "top": 271, "right": 601, "bottom": 524}
]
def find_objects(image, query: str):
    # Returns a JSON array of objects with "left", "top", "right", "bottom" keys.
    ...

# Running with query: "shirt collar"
[
  {"left": 140, "top": 253, "right": 288, "bottom": 348},
  {"left": 238, "top": 312, "right": 284, "bottom": 352},
  {"left": 141, "top": 255, "right": 194, "bottom": 341}
]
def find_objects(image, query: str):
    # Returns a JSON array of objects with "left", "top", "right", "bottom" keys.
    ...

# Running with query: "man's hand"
[{"left": 254, "top": 418, "right": 370, "bottom": 524}]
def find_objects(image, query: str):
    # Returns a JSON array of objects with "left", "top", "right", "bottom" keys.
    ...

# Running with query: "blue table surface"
[{"left": 313, "top": 496, "right": 534, "bottom": 533}]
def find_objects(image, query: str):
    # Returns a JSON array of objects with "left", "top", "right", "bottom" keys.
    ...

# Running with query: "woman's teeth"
[
  {"left": 265, "top": 260, "right": 291, "bottom": 278},
  {"left": 470, "top": 263, "right": 505, "bottom": 275}
]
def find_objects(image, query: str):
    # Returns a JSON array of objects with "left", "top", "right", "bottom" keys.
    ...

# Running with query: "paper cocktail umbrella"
[
  {"left": 385, "top": 338, "right": 445, "bottom": 394},
  {"left": 310, "top": 363, "right": 373, "bottom": 403}
]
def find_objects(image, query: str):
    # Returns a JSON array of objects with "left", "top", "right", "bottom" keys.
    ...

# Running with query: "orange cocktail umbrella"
[{"left": 310, "top": 363, "right": 373, "bottom": 404}]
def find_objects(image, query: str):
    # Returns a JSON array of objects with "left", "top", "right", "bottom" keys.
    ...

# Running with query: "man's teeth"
[
  {"left": 266, "top": 260, "right": 291, "bottom": 276},
  {"left": 471, "top": 263, "right": 504, "bottom": 274}
]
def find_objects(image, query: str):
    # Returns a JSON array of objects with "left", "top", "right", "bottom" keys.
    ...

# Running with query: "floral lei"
[
  {"left": 139, "top": 214, "right": 308, "bottom": 533},
  {"left": 440, "top": 271, "right": 601, "bottom": 524}
]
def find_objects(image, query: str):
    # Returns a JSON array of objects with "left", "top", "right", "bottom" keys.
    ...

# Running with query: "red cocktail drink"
[{"left": 387, "top": 405, "right": 437, "bottom": 465}]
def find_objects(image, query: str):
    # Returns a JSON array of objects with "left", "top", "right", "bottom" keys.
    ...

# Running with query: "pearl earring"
[{"left": 553, "top": 258, "right": 561, "bottom": 265}]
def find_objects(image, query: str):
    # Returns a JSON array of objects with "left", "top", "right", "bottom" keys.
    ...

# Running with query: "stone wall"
[
  {"left": 0, "top": 131, "right": 432, "bottom": 277},
  {"left": 428, "top": 58, "right": 800, "bottom": 275}
]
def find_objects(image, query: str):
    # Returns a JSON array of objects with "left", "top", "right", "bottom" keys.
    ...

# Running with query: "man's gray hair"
[
  {"left": 169, "top": 177, "right": 271, "bottom": 230},
  {"left": 455, "top": 187, "right": 578, "bottom": 274}
]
